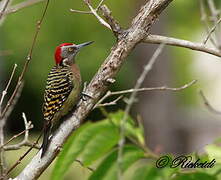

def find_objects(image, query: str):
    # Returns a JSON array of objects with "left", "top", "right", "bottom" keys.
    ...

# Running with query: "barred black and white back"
[{"left": 41, "top": 65, "right": 74, "bottom": 157}]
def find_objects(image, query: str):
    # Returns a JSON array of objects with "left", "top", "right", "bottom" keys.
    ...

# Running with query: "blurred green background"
[{"left": 1, "top": 0, "right": 221, "bottom": 179}]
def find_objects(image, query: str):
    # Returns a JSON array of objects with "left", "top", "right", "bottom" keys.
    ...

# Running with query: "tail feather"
[{"left": 41, "top": 121, "right": 51, "bottom": 158}]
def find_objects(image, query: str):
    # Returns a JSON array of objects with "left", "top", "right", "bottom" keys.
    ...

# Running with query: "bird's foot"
[
  {"left": 81, "top": 92, "right": 93, "bottom": 101},
  {"left": 81, "top": 81, "right": 94, "bottom": 101}
]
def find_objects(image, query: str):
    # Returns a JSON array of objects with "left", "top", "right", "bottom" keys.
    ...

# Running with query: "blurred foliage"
[
  {"left": 50, "top": 110, "right": 221, "bottom": 180},
  {"left": 52, "top": 110, "right": 145, "bottom": 180},
  {"left": 0, "top": 0, "right": 137, "bottom": 131}
]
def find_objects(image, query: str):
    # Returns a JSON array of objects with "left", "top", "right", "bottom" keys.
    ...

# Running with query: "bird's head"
[{"left": 54, "top": 41, "right": 93, "bottom": 66}]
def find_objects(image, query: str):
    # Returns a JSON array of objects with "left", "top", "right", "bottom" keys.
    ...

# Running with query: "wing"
[{"left": 42, "top": 66, "right": 74, "bottom": 122}]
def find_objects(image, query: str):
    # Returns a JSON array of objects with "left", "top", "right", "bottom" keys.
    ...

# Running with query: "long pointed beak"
[{"left": 76, "top": 41, "right": 94, "bottom": 49}]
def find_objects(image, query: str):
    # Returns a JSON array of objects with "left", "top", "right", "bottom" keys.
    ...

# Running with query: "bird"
[{"left": 41, "top": 41, "right": 93, "bottom": 158}]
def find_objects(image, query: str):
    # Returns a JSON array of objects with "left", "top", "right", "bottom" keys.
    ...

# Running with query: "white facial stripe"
[
  {"left": 62, "top": 58, "right": 69, "bottom": 66},
  {"left": 61, "top": 45, "right": 74, "bottom": 49}
]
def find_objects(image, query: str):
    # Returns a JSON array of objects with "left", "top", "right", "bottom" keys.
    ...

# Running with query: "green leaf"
[
  {"left": 131, "top": 164, "right": 179, "bottom": 180},
  {"left": 131, "top": 166, "right": 159, "bottom": 180},
  {"left": 51, "top": 120, "right": 120, "bottom": 180},
  {"left": 205, "top": 144, "right": 221, "bottom": 163},
  {"left": 174, "top": 172, "right": 217, "bottom": 180},
  {"left": 89, "top": 145, "right": 145, "bottom": 180},
  {"left": 108, "top": 110, "right": 145, "bottom": 145},
  {"left": 80, "top": 122, "right": 119, "bottom": 166},
  {"left": 51, "top": 122, "right": 92, "bottom": 180}
]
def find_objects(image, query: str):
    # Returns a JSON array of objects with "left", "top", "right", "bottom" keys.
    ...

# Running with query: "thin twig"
[
  {"left": 207, "top": 0, "right": 220, "bottom": 20},
  {"left": 96, "top": 95, "right": 123, "bottom": 108},
  {"left": 0, "top": 0, "right": 49, "bottom": 120},
  {"left": 0, "top": 64, "right": 17, "bottom": 114},
  {"left": 70, "top": 0, "right": 111, "bottom": 30},
  {"left": 117, "top": 44, "right": 165, "bottom": 179},
  {"left": 99, "top": 5, "right": 123, "bottom": 37},
  {"left": 143, "top": 34, "right": 221, "bottom": 57},
  {"left": 70, "top": 0, "right": 105, "bottom": 14},
  {"left": 3, "top": 0, "right": 44, "bottom": 17},
  {"left": 84, "top": 0, "right": 111, "bottom": 29},
  {"left": 5, "top": 134, "right": 42, "bottom": 176},
  {"left": 4, "top": 113, "right": 40, "bottom": 177},
  {"left": 1, "top": 113, "right": 40, "bottom": 151},
  {"left": 203, "top": 0, "right": 221, "bottom": 49},
  {"left": 94, "top": 80, "right": 197, "bottom": 108},
  {"left": 199, "top": 90, "right": 221, "bottom": 115},
  {"left": 0, "top": 122, "right": 6, "bottom": 177},
  {"left": 2, "top": 82, "right": 24, "bottom": 122},
  {"left": 0, "top": 0, "right": 10, "bottom": 20},
  {"left": 2, "top": 113, "right": 33, "bottom": 148},
  {"left": 203, "top": 17, "right": 221, "bottom": 45},
  {"left": 199, "top": 0, "right": 217, "bottom": 46},
  {"left": 70, "top": 9, "right": 92, "bottom": 14},
  {"left": 0, "top": 64, "right": 17, "bottom": 177},
  {"left": 97, "top": 0, "right": 105, "bottom": 9},
  {"left": 75, "top": 159, "right": 94, "bottom": 172},
  {"left": 4, "top": 142, "right": 40, "bottom": 151},
  {"left": 0, "top": 128, "right": 31, "bottom": 149}
]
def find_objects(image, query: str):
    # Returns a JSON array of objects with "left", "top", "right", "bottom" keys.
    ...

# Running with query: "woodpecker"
[{"left": 41, "top": 41, "right": 93, "bottom": 158}]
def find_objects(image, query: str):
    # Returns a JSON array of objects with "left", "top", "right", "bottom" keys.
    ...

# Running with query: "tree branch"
[
  {"left": 199, "top": 0, "right": 217, "bottom": 47},
  {"left": 3, "top": 0, "right": 45, "bottom": 17},
  {"left": 3, "top": 113, "right": 40, "bottom": 151},
  {"left": 205, "top": 0, "right": 221, "bottom": 48},
  {"left": 143, "top": 34, "right": 221, "bottom": 57},
  {"left": 203, "top": 16, "right": 221, "bottom": 45},
  {"left": 15, "top": 0, "right": 174, "bottom": 179},
  {"left": 99, "top": 4, "right": 123, "bottom": 38},
  {"left": 70, "top": 0, "right": 111, "bottom": 30},
  {"left": 94, "top": 79, "right": 197, "bottom": 108},
  {"left": 0, "top": 64, "right": 17, "bottom": 177},
  {"left": 0, "top": 0, "right": 10, "bottom": 20}
]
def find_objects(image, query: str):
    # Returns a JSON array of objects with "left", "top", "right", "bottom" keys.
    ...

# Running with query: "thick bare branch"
[
  {"left": 15, "top": 0, "right": 174, "bottom": 179},
  {"left": 143, "top": 34, "right": 221, "bottom": 57},
  {"left": 99, "top": 5, "right": 123, "bottom": 38}
]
